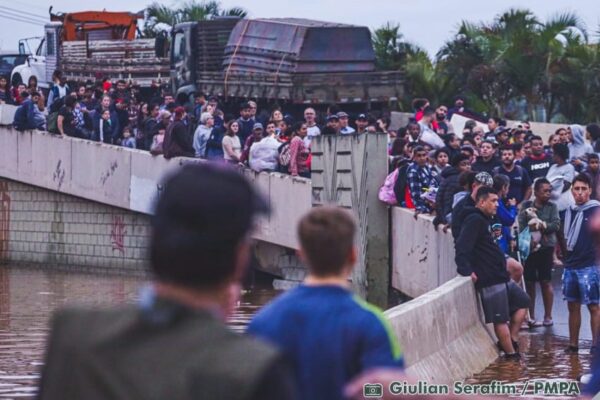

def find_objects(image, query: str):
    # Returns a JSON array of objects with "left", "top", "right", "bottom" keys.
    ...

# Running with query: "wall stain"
[
  {"left": 52, "top": 160, "right": 66, "bottom": 190},
  {"left": 110, "top": 215, "right": 127, "bottom": 254},
  {"left": 100, "top": 161, "right": 119, "bottom": 185}
]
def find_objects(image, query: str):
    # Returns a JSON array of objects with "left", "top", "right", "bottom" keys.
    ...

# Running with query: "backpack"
[
  {"left": 379, "top": 168, "right": 400, "bottom": 205},
  {"left": 12, "top": 104, "right": 27, "bottom": 131},
  {"left": 278, "top": 141, "right": 292, "bottom": 168},
  {"left": 47, "top": 112, "right": 59, "bottom": 134},
  {"left": 392, "top": 163, "right": 410, "bottom": 206}
]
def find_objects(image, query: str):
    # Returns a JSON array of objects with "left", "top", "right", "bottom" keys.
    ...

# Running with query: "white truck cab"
[{"left": 11, "top": 23, "right": 61, "bottom": 89}]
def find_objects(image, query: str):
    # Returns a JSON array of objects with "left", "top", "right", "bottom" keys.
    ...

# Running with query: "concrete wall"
[
  {"left": 311, "top": 134, "right": 390, "bottom": 306},
  {"left": 0, "top": 178, "right": 150, "bottom": 273},
  {"left": 385, "top": 276, "right": 498, "bottom": 383},
  {"left": 391, "top": 207, "right": 457, "bottom": 298},
  {"left": 0, "top": 127, "right": 312, "bottom": 250},
  {"left": 0, "top": 104, "right": 17, "bottom": 126}
]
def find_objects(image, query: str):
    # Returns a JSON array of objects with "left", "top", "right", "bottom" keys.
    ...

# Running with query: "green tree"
[{"left": 144, "top": 1, "right": 247, "bottom": 37}]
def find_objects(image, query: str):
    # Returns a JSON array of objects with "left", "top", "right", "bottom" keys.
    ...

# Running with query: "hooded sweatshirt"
[{"left": 569, "top": 124, "right": 594, "bottom": 160}]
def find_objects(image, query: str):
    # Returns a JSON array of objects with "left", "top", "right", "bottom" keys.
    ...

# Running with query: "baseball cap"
[
  {"left": 337, "top": 111, "right": 349, "bottom": 118},
  {"left": 327, "top": 114, "right": 339, "bottom": 121},
  {"left": 356, "top": 113, "right": 368, "bottom": 120},
  {"left": 253, "top": 122, "right": 264, "bottom": 130},
  {"left": 474, "top": 172, "right": 493, "bottom": 187}
]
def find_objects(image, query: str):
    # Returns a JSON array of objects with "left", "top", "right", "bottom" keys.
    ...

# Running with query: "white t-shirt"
[
  {"left": 222, "top": 135, "right": 242, "bottom": 161},
  {"left": 304, "top": 124, "right": 321, "bottom": 147}
]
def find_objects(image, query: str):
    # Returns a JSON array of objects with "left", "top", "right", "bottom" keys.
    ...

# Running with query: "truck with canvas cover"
[{"left": 171, "top": 18, "right": 404, "bottom": 105}]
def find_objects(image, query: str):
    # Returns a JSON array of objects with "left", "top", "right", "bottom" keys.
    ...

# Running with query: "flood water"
[
  {"left": 0, "top": 266, "right": 280, "bottom": 398},
  {"left": 0, "top": 265, "right": 596, "bottom": 399}
]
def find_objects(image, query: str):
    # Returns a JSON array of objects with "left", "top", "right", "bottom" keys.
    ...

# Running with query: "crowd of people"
[
  {"left": 380, "top": 96, "right": 600, "bottom": 361},
  {"left": 5, "top": 70, "right": 400, "bottom": 179}
]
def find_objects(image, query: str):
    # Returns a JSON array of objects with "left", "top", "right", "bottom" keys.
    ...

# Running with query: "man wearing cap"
[
  {"left": 451, "top": 171, "right": 494, "bottom": 241},
  {"left": 338, "top": 112, "right": 355, "bottom": 135},
  {"left": 324, "top": 114, "right": 341, "bottom": 135},
  {"left": 355, "top": 114, "right": 369, "bottom": 134},
  {"left": 472, "top": 139, "right": 501, "bottom": 175},
  {"left": 38, "top": 164, "right": 296, "bottom": 400},
  {"left": 241, "top": 123, "right": 265, "bottom": 164},
  {"left": 193, "top": 112, "right": 214, "bottom": 158}
]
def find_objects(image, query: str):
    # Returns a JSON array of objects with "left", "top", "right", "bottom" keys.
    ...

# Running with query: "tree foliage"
[
  {"left": 375, "top": 9, "right": 600, "bottom": 123},
  {"left": 144, "top": 1, "right": 247, "bottom": 37}
]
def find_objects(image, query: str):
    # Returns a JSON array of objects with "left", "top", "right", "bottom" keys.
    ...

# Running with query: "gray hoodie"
[{"left": 568, "top": 124, "right": 594, "bottom": 160}]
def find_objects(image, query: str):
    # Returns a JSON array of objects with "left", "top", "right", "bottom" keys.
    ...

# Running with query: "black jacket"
[
  {"left": 434, "top": 166, "right": 462, "bottom": 225},
  {"left": 451, "top": 194, "right": 475, "bottom": 240},
  {"left": 455, "top": 209, "right": 509, "bottom": 289},
  {"left": 163, "top": 120, "right": 194, "bottom": 159}
]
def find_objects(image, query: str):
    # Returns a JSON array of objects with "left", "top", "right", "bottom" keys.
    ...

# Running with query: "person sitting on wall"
[{"left": 455, "top": 186, "right": 530, "bottom": 360}]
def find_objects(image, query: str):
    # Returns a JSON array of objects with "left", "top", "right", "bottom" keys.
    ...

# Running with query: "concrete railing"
[
  {"left": 385, "top": 276, "right": 497, "bottom": 383},
  {"left": 0, "top": 127, "right": 312, "bottom": 250},
  {"left": 391, "top": 207, "right": 457, "bottom": 298}
]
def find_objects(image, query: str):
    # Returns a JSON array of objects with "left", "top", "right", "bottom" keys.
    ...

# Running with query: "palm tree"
[
  {"left": 372, "top": 22, "right": 404, "bottom": 70},
  {"left": 144, "top": 1, "right": 247, "bottom": 37}
]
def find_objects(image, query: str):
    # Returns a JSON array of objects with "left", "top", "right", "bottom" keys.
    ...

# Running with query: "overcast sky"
[{"left": 0, "top": 0, "right": 598, "bottom": 57}]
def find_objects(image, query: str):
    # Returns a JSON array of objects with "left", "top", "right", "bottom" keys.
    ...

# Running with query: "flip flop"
[
  {"left": 528, "top": 319, "right": 543, "bottom": 328},
  {"left": 543, "top": 318, "right": 554, "bottom": 327}
]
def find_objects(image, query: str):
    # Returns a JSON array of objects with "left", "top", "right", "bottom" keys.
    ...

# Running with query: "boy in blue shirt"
[{"left": 248, "top": 206, "right": 403, "bottom": 400}]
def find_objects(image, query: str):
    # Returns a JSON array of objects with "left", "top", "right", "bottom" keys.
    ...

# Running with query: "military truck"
[{"left": 171, "top": 18, "right": 404, "bottom": 107}]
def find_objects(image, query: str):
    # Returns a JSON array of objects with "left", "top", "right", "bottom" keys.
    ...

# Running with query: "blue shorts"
[{"left": 562, "top": 266, "right": 600, "bottom": 305}]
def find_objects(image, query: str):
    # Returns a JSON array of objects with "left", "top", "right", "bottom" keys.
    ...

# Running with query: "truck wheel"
[{"left": 11, "top": 74, "right": 23, "bottom": 87}]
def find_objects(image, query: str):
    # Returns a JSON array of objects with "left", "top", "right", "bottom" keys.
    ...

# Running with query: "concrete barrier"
[
  {"left": 385, "top": 276, "right": 498, "bottom": 383},
  {"left": 0, "top": 104, "right": 17, "bottom": 126},
  {"left": 0, "top": 127, "right": 312, "bottom": 250},
  {"left": 391, "top": 207, "right": 457, "bottom": 298}
]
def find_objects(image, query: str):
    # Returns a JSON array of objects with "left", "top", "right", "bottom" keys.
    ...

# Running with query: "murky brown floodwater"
[
  {"left": 468, "top": 332, "right": 593, "bottom": 386},
  {"left": 0, "top": 265, "right": 596, "bottom": 399},
  {"left": 0, "top": 266, "right": 280, "bottom": 399}
]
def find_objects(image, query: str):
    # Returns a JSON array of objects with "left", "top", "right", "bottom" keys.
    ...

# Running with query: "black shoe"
[
  {"left": 503, "top": 352, "right": 521, "bottom": 361},
  {"left": 565, "top": 345, "right": 579, "bottom": 354},
  {"left": 497, "top": 340, "right": 520, "bottom": 353}
]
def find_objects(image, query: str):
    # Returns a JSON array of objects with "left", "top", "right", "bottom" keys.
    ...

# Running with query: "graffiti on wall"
[
  {"left": 110, "top": 215, "right": 127, "bottom": 254},
  {"left": 0, "top": 181, "right": 10, "bottom": 261}
]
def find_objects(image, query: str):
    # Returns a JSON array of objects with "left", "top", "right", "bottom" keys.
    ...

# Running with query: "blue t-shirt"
[
  {"left": 247, "top": 285, "right": 403, "bottom": 400},
  {"left": 561, "top": 206, "right": 600, "bottom": 269}
]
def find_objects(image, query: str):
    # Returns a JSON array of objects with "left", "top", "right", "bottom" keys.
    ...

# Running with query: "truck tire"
[{"left": 12, "top": 73, "right": 23, "bottom": 87}]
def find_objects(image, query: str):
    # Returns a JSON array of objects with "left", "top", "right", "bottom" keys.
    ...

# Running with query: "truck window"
[
  {"left": 46, "top": 33, "right": 55, "bottom": 56},
  {"left": 172, "top": 32, "right": 185, "bottom": 63}
]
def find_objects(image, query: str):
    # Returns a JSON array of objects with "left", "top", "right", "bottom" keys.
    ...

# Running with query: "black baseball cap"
[{"left": 356, "top": 113, "right": 368, "bottom": 120}]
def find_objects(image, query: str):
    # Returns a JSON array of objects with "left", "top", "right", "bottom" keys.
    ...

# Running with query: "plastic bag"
[{"left": 518, "top": 227, "right": 531, "bottom": 262}]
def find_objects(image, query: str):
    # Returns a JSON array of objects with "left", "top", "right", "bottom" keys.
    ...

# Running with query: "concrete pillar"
[{"left": 311, "top": 134, "right": 389, "bottom": 307}]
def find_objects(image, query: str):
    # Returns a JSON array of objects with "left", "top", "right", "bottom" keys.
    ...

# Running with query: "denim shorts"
[{"left": 562, "top": 266, "right": 600, "bottom": 305}]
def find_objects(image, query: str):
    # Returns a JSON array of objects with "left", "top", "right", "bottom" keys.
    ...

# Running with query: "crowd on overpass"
[
  {"left": 380, "top": 96, "right": 600, "bottom": 361},
  {"left": 7, "top": 70, "right": 397, "bottom": 179}
]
